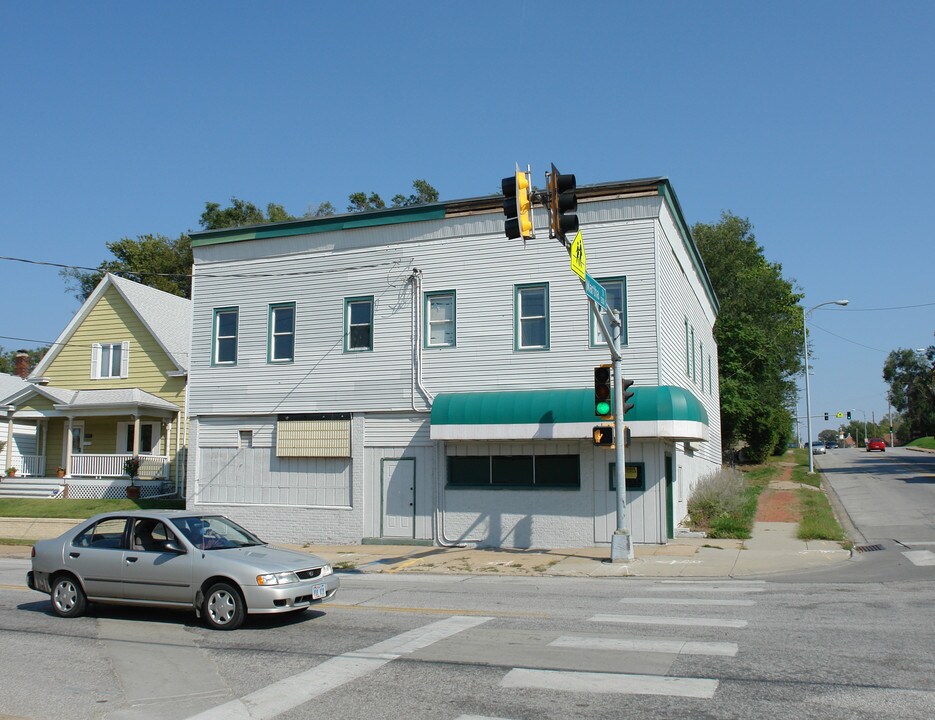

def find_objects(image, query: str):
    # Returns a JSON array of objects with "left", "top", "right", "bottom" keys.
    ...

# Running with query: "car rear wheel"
[
  {"left": 51, "top": 575, "right": 87, "bottom": 618},
  {"left": 203, "top": 582, "right": 245, "bottom": 630}
]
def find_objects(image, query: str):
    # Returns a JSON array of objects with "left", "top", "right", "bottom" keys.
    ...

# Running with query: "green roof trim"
[
  {"left": 431, "top": 386, "right": 708, "bottom": 426},
  {"left": 191, "top": 205, "right": 448, "bottom": 247}
]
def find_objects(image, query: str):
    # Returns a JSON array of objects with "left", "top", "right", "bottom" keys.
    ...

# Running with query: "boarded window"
[{"left": 276, "top": 415, "right": 351, "bottom": 457}]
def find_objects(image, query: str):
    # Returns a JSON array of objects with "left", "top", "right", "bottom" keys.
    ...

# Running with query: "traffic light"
[
  {"left": 622, "top": 378, "right": 635, "bottom": 415},
  {"left": 501, "top": 169, "right": 533, "bottom": 240},
  {"left": 592, "top": 425, "right": 614, "bottom": 447},
  {"left": 548, "top": 163, "right": 578, "bottom": 244},
  {"left": 594, "top": 365, "right": 613, "bottom": 418},
  {"left": 824, "top": 413, "right": 829, "bottom": 421},
  {"left": 847, "top": 411, "right": 852, "bottom": 420}
]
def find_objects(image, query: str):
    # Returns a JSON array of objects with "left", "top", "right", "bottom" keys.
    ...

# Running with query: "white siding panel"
[
  {"left": 197, "top": 416, "right": 275, "bottom": 448},
  {"left": 365, "top": 414, "right": 432, "bottom": 446}
]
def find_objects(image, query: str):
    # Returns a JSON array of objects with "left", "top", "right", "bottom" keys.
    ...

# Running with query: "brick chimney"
[{"left": 14, "top": 351, "right": 30, "bottom": 379}]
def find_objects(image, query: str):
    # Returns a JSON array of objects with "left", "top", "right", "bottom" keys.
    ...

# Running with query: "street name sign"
[{"left": 584, "top": 273, "right": 607, "bottom": 309}]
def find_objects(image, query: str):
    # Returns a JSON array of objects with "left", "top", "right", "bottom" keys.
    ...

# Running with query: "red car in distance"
[{"left": 866, "top": 438, "right": 886, "bottom": 452}]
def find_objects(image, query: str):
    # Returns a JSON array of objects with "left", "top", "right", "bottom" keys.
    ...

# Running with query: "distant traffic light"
[
  {"left": 501, "top": 169, "right": 533, "bottom": 240},
  {"left": 847, "top": 411, "right": 852, "bottom": 420},
  {"left": 622, "top": 378, "right": 635, "bottom": 415},
  {"left": 548, "top": 163, "right": 578, "bottom": 244},
  {"left": 824, "top": 413, "right": 829, "bottom": 421},
  {"left": 592, "top": 425, "right": 614, "bottom": 447},
  {"left": 594, "top": 365, "right": 613, "bottom": 418}
]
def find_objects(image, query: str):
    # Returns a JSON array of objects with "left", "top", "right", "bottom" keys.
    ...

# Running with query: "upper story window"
[
  {"left": 590, "top": 277, "right": 627, "bottom": 347},
  {"left": 91, "top": 342, "right": 129, "bottom": 379},
  {"left": 345, "top": 296, "right": 374, "bottom": 352},
  {"left": 684, "top": 318, "right": 691, "bottom": 377},
  {"left": 691, "top": 326, "right": 696, "bottom": 383},
  {"left": 425, "top": 291, "right": 456, "bottom": 348},
  {"left": 268, "top": 303, "right": 295, "bottom": 363},
  {"left": 515, "top": 283, "right": 549, "bottom": 350},
  {"left": 213, "top": 307, "right": 239, "bottom": 365}
]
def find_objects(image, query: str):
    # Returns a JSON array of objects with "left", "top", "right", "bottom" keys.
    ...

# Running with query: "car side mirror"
[{"left": 163, "top": 540, "right": 186, "bottom": 554}]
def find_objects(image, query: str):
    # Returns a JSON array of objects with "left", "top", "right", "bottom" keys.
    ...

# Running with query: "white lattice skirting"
[{"left": 62, "top": 481, "right": 174, "bottom": 500}]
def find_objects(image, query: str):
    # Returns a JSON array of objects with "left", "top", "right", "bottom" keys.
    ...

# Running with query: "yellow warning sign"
[{"left": 570, "top": 230, "right": 586, "bottom": 280}]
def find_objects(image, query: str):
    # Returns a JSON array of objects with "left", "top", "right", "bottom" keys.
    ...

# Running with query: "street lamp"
[
  {"left": 803, "top": 299, "right": 849, "bottom": 473},
  {"left": 850, "top": 408, "right": 867, "bottom": 448}
]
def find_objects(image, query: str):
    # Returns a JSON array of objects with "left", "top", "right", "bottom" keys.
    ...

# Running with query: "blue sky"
[{"left": 1, "top": 1, "right": 932, "bottom": 438}]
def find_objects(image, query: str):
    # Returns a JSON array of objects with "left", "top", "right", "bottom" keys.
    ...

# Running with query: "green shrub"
[{"left": 687, "top": 468, "right": 746, "bottom": 530}]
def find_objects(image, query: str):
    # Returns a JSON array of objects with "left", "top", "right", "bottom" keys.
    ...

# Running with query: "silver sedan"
[{"left": 27, "top": 510, "right": 339, "bottom": 630}]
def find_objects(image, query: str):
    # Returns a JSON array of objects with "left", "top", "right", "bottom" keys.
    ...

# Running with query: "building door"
[
  {"left": 665, "top": 454, "right": 675, "bottom": 539},
  {"left": 381, "top": 458, "right": 415, "bottom": 538}
]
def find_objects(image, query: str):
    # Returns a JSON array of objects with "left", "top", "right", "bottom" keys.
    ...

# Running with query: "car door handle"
[
  {"left": 69, "top": 552, "right": 80, "bottom": 559},
  {"left": 126, "top": 556, "right": 138, "bottom": 563}
]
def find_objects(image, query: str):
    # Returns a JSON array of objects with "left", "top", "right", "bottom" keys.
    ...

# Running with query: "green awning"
[{"left": 430, "top": 386, "right": 708, "bottom": 442}]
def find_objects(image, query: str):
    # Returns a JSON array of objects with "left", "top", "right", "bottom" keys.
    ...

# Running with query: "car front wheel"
[
  {"left": 51, "top": 574, "right": 87, "bottom": 618},
  {"left": 203, "top": 582, "right": 245, "bottom": 630}
]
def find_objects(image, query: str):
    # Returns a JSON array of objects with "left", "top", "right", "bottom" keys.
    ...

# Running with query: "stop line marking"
[{"left": 591, "top": 613, "right": 748, "bottom": 628}]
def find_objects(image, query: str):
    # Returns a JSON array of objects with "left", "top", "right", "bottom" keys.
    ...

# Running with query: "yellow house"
[{"left": 3, "top": 274, "right": 190, "bottom": 498}]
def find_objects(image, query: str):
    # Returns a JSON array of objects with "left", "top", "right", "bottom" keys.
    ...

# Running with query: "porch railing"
[
  {"left": 6, "top": 455, "right": 45, "bottom": 477},
  {"left": 69, "top": 454, "right": 169, "bottom": 479}
]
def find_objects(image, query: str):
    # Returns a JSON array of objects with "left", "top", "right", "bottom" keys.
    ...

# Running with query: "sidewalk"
[{"left": 0, "top": 516, "right": 851, "bottom": 578}]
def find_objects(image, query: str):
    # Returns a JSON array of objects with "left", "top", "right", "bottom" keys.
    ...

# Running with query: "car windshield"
[{"left": 170, "top": 515, "right": 265, "bottom": 550}]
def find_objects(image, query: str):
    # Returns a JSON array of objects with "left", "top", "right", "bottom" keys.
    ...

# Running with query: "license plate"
[{"left": 311, "top": 583, "right": 327, "bottom": 600}]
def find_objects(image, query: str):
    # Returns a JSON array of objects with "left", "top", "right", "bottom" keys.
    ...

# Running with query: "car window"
[
  {"left": 131, "top": 519, "right": 180, "bottom": 552},
  {"left": 171, "top": 515, "right": 264, "bottom": 550},
  {"left": 74, "top": 518, "right": 129, "bottom": 549}
]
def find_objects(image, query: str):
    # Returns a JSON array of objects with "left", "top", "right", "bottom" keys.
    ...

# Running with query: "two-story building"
[{"left": 186, "top": 177, "right": 720, "bottom": 548}]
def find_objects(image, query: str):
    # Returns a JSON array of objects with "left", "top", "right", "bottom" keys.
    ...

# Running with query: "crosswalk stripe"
[
  {"left": 642, "top": 584, "right": 763, "bottom": 593},
  {"left": 184, "top": 615, "right": 492, "bottom": 720},
  {"left": 550, "top": 635, "right": 739, "bottom": 656},
  {"left": 902, "top": 550, "right": 935, "bottom": 566},
  {"left": 619, "top": 597, "right": 755, "bottom": 607},
  {"left": 591, "top": 614, "right": 747, "bottom": 628},
  {"left": 501, "top": 668, "right": 718, "bottom": 699}
]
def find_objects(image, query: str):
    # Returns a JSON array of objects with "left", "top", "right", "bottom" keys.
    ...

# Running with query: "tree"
[
  {"left": 818, "top": 429, "right": 838, "bottom": 444},
  {"left": 348, "top": 179, "right": 439, "bottom": 213},
  {"left": 60, "top": 234, "right": 193, "bottom": 302},
  {"left": 883, "top": 341, "right": 935, "bottom": 441},
  {"left": 199, "top": 198, "right": 298, "bottom": 230},
  {"left": 693, "top": 212, "right": 804, "bottom": 463}
]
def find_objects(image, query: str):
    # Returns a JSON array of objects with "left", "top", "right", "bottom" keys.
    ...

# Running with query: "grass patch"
[
  {"left": 797, "top": 487, "right": 846, "bottom": 542},
  {"left": 907, "top": 436, "right": 935, "bottom": 450},
  {"left": 688, "top": 468, "right": 764, "bottom": 539},
  {"left": 332, "top": 561, "right": 357, "bottom": 570},
  {"left": 0, "top": 498, "right": 184, "bottom": 519},
  {"left": 0, "top": 537, "right": 33, "bottom": 546}
]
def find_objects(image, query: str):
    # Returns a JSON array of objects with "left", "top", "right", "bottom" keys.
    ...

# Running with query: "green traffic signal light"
[{"left": 594, "top": 365, "right": 612, "bottom": 418}]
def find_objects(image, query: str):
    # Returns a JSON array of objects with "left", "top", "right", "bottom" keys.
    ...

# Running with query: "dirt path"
[{"left": 754, "top": 462, "right": 801, "bottom": 523}]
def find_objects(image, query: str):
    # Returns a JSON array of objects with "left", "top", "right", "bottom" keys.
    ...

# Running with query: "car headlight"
[
  {"left": 256, "top": 571, "right": 300, "bottom": 586},
  {"left": 319, "top": 564, "right": 333, "bottom": 577}
]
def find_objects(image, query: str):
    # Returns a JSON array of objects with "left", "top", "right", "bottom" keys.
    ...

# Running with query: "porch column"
[
  {"left": 165, "top": 420, "right": 173, "bottom": 481},
  {"left": 132, "top": 414, "right": 141, "bottom": 456},
  {"left": 40, "top": 420, "right": 49, "bottom": 476},
  {"left": 63, "top": 416, "right": 74, "bottom": 475},
  {"left": 4, "top": 416, "right": 12, "bottom": 472}
]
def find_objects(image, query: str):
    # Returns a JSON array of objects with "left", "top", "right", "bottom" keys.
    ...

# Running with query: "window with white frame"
[
  {"left": 345, "top": 296, "right": 373, "bottom": 351},
  {"left": 590, "top": 277, "right": 627, "bottom": 346},
  {"left": 268, "top": 303, "right": 295, "bottom": 362},
  {"left": 515, "top": 283, "right": 549, "bottom": 350},
  {"left": 91, "top": 341, "right": 129, "bottom": 379},
  {"left": 425, "top": 291, "right": 455, "bottom": 347},
  {"left": 213, "top": 308, "right": 239, "bottom": 365}
]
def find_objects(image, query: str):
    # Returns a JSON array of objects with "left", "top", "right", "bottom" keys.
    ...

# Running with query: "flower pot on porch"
[{"left": 126, "top": 485, "right": 141, "bottom": 500}]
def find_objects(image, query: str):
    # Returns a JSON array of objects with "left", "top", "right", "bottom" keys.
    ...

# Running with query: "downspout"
[{"left": 408, "top": 269, "right": 475, "bottom": 548}]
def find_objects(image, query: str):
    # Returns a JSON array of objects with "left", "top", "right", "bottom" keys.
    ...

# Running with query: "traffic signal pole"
[{"left": 590, "top": 299, "right": 633, "bottom": 562}]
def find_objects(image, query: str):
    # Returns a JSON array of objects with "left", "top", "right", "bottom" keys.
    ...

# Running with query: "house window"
[
  {"left": 213, "top": 308, "right": 239, "bottom": 365},
  {"left": 684, "top": 318, "right": 691, "bottom": 377},
  {"left": 239, "top": 430, "right": 253, "bottom": 449},
  {"left": 609, "top": 462, "right": 646, "bottom": 491},
  {"left": 447, "top": 454, "right": 579, "bottom": 489},
  {"left": 425, "top": 291, "right": 456, "bottom": 347},
  {"left": 590, "top": 277, "right": 627, "bottom": 346},
  {"left": 708, "top": 356, "right": 713, "bottom": 395},
  {"left": 345, "top": 297, "right": 374, "bottom": 351},
  {"left": 691, "top": 326, "right": 696, "bottom": 383},
  {"left": 700, "top": 342, "right": 704, "bottom": 392},
  {"left": 515, "top": 284, "right": 549, "bottom": 350},
  {"left": 269, "top": 303, "right": 296, "bottom": 363},
  {"left": 122, "top": 423, "right": 158, "bottom": 454},
  {"left": 91, "top": 342, "right": 128, "bottom": 379}
]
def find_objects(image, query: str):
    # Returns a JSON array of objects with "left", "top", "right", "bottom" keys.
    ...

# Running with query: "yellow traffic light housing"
[{"left": 502, "top": 167, "right": 534, "bottom": 240}]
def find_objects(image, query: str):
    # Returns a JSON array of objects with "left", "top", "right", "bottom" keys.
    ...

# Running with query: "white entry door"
[{"left": 382, "top": 458, "right": 415, "bottom": 538}]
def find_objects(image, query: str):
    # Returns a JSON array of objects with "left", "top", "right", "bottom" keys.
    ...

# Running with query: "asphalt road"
[{"left": 1, "top": 449, "right": 933, "bottom": 719}]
